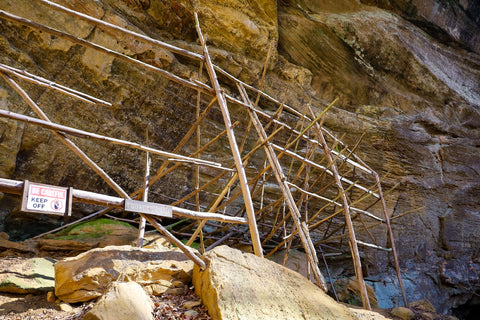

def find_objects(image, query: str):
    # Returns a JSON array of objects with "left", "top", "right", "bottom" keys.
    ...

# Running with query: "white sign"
[
  {"left": 124, "top": 199, "right": 173, "bottom": 218},
  {"left": 22, "top": 181, "right": 69, "bottom": 215}
]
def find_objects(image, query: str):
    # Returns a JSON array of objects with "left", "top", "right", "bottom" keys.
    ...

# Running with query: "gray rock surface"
[{"left": 0, "top": 257, "right": 55, "bottom": 293}]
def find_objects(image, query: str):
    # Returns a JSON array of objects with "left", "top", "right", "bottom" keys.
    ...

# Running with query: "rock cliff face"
[{"left": 0, "top": 0, "right": 479, "bottom": 315}]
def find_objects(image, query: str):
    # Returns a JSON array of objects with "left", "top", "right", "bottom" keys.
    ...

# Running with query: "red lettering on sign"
[{"left": 30, "top": 186, "right": 65, "bottom": 199}]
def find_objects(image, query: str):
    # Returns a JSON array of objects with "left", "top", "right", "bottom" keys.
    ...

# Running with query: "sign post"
[{"left": 21, "top": 180, "right": 71, "bottom": 216}]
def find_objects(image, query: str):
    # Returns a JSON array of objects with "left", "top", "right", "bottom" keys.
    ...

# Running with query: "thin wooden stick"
[
  {"left": 32, "top": 207, "right": 110, "bottom": 239},
  {"left": 0, "top": 64, "right": 111, "bottom": 106},
  {"left": 137, "top": 130, "right": 150, "bottom": 247},
  {"left": 145, "top": 216, "right": 206, "bottom": 269},
  {"left": 374, "top": 172, "right": 408, "bottom": 306},
  {"left": 309, "top": 106, "right": 370, "bottom": 310}
]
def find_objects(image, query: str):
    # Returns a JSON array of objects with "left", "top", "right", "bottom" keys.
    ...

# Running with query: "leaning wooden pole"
[
  {"left": 194, "top": 13, "right": 263, "bottom": 257},
  {"left": 375, "top": 173, "right": 408, "bottom": 306},
  {"left": 309, "top": 106, "right": 371, "bottom": 310},
  {"left": 237, "top": 83, "right": 328, "bottom": 291}
]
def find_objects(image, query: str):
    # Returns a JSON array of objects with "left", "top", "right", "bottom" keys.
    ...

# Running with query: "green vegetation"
[{"left": 45, "top": 218, "right": 135, "bottom": 241}]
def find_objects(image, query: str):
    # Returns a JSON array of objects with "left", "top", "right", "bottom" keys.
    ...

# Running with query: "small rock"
[
  {"left": 83, "top": 282, "right": 154, "bottom": 320},
  {"left": 183, "top": 300, "right": 202, "bottom": 309},
  {"left": 390, "top": 306, "right": 415, "bottom": 320},
  {"left": 0, "top": 232, "right": 9, "bottom": 240},
  {"left": 165, "top": 287, "right": 185, "bottom": 295},
  {"left": 420, "top": 312, "right": 436, "bottom": 320},
  {"left": 47, "top": 291, "right": 56, "bottom": 302},
  {"left": 172, "top": 280, "right": 184, "bottom": 288},
  {"left": 184, "top": 309, "right": 198, "bottom": 317},
  {"left": 408, "top": 299, "right": 436, "bottom": 312},
  {"left": 58, "top": 302, "right": 74, "bottom": 312},
  {"left": 0, "top": 257, "right": 55, "bottom": 293}
]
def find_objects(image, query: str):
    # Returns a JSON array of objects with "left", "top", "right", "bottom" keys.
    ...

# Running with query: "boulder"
[
  {"left": 193, "top": 245, "right": 389, "bottom": 320},
  {"left": 334, "top": 277, "right": 379, "bottom": 308},
  {"left": 0, "top": 257, "right": 55, "bottom": 293},
  {"left": 55, "top": 244, "right": 194, "bottom": 303},
  {"left": 83, "top": 281, "right": 154, "bottom": 320},
  {"left": 390, "top": 306, "right": 415, "bottom": 320}
]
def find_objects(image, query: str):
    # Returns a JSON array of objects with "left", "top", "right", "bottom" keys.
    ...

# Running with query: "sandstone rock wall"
[{"left": 0, "top": 0, "right": 478, "bottom": 314}]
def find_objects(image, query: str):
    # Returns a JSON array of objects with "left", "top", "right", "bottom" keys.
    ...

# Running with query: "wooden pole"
[
  {"left": 237, "top": 83, "right": 327, "bottom": 291},
  {"left": 309, "top": 106, "right": 371, "bottom": 310},
  {"left": 194, "top": 12, "right": 263, "bottom": 257},
  {"left": 375, "top": 173, "right": 408, "bottom": 306},
  {"left": 137, "top": 130, "right": 150, "bottom": 247},
  {"left": 0, "top": 63, "right": 111, "bottom": 106},
  {"left": 0, "top": 109, "right": 228, "bottom": 170},
  {"left": 0, "top": 177, "right": 249, "bottom": 225}
]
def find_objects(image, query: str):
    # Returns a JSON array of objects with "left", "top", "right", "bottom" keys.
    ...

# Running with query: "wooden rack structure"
[{"left": 0, "top": 0, "right": 409, "bottom": 309}]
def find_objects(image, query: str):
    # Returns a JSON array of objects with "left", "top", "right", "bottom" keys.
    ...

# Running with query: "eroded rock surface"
[
  {"left": 0, "top": 0, "right": 479, "bottom": 314},
  {"left": 55, "top": 245, "right": 194, "bottom": 303},
  {"left": 193, "top": 245, "right": 390, "bottom": 320}
]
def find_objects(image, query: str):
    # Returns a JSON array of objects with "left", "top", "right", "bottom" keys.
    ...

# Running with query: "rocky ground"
[{"left": 0, "top": 257, "right": 211, "bottom": 320}]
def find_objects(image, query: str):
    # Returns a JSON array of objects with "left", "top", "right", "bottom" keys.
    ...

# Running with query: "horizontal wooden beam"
[
  {"left": 0, "top": 109, "right": 232, "bottom": 171},
  {"left": 0, "top": 178, "right": 248, "bottom": 224}
]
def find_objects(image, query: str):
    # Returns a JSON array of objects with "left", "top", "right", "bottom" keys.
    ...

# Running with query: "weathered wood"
[
  {"left": 195, "top": 12, "right": 263, "bottom": 258},
  {"left": 237, "top": 83, "right": 328, "bottom": 291},
  {"left": 0, "top": 178, "right": 249, "bottom": 225},
  {"left": 0, "top": 64, "right": 111, "bottom": 106},
  {"left": 309, "top": 106, "right": 371, "bottom": 310},
  {"left": 137, "top": 132, "right": 151, "bottom": 247},
  {"left": 32, "top": 0, "right": 204, "bottom": 62},
  {"left": 0, "top": 109, "right": 228, "bottom": 170}
]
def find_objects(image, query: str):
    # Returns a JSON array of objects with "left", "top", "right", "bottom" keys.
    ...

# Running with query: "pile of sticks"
[{"left": 0, "top": 0, "right": 413, "bottom": 309}]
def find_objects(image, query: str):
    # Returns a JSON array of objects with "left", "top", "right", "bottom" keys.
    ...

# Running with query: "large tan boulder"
[
  {"left": 193, "top": 245, "right": 389, "bottom": 320},
  {"left": 55, "top": 245, "right": 194, "bottom": 303},
  {"left": 83, "top": 281, "right": 154, "bottom": 320}
]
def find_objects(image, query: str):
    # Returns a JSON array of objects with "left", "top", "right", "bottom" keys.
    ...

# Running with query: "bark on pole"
[
  {"left": 309, "top": 106, "right": 371, "bottom": 310},
  {"left": 194, "top": 13, "right": 263, "bottom": 257}
]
